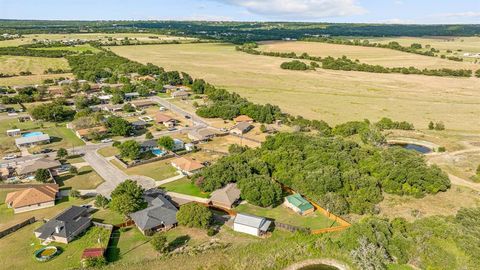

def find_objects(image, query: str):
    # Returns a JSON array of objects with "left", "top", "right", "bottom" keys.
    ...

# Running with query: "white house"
[
  {"left": 173, "top": 139, "right": 185, "bottom": 151},
  {"left": 6, "top": 129, "right": 21, "bottom": 137},
  {"left": 233, "top": 213, "right": 271, "bottom": 237}
]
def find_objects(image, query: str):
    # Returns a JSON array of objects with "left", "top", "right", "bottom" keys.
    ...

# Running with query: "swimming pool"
[
  {"left": 151, "top": 148, "right": 166, "bottom": 156},
  {"left": 22, "top": 132, "right": 44, "bottom": 138}
]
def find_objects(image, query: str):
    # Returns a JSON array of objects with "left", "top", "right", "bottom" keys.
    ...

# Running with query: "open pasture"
[
  {"left": 0, "top": 55, "right": 69, "bottom": 75},
  {"left": 110, "top": 43, "right": 480, "bottom": 132},
  {"left": 259, "top": 41, "right": 478, "bottom": 70},
  {"left": 367, "top": 36, "right": 480, "bottom": 53}
]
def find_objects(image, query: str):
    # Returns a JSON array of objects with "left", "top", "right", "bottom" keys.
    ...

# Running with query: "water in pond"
[
  {"left": 391, "top": 143, "right": 431, "bottom": 154},
  {"left": 298, "top": 264, "right": 339, "bottom": 270}
]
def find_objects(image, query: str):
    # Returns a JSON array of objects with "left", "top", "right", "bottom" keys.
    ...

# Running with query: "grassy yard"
[
  {"left": 160, "top": 178, "right": 210, "bottom": 198},
  {"left": 111, "top": 43, "right": 480, "bottom": 132},
  {"left": 0, "top": 189, "right": 90, "bottom": 230},
  {"left": 98, "top": 146, "right": 119, "bottom": 157},
  {"left": 91, "top": 208, "right": 125, "bottom": 225},
  {"left": 235, "top": 203, "right": 338, "bottom": 230},
  {"left": 0, "top": 222, "right": 111, "bottom": 270},
  {"left": 55, "top": 166, "right": 105, "bottom": 190},
  {"left": 111, "top": 158, "right": 178, "bottom": 181}
]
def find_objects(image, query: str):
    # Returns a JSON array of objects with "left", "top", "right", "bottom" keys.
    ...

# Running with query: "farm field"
[
  {"left": 110, "top": 43, "right": 480, "bottom": 132},
  {"left": 0, "top": 55, "right": 69, "bottom": 75},
  {"left": 0, "top": 73, "right": 74, "bottom": 86},
  {"left": 367, "top": 36, "right": 480, "bottom": 53},
  {"left": 259, "top": 41, "right": 479, "bottom": 70}
]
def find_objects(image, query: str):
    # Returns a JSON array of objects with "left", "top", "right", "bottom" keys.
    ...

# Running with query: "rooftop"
[
  {"left": 171, "top": 157, "right": 204, "bottom": 173},
  {"left": 234, "top": 213, "right": 271, "bottom": 231},
  {"left": 15, "top": 133, "right": 50, "bottom": 146},
  {"left": 35, "top": 206, "right": 91, "bottom": 240},
  {"left": 130, "top": 191, "right": 178, "bottom": 231},
  {"left": 210, "top": 183, "right": 241, "bottom": 207},
  {"left": 5, "top": 184, "right": 58, "bottom": 208},
  {"left": 16, "top": 157, "right": 61, "bottom": 175},
  {"left": 285, "top": 193, "right": 314, "bottom": 212}
]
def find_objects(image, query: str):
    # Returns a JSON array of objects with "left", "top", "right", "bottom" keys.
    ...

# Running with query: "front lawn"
[
  {"left": 160, "top": 178, "right": 210, "bottom": 198},
  {"left": 29, "top": 125, "right": 85, "bottom": 153},
  {"left": 98, "top": 146, "right": 119, "bottom": 157},
  {"left": 111, "top": 158, "right": 178, "bottom": 181},
  {"left": 235, "top": 203, "right": 338, "bottom": 230},
  {"left": 55, "top": 166, "right": 105, "bottom": 190},
  {"left": 0, "top": 223, "right": 111, "bottom": 270}
]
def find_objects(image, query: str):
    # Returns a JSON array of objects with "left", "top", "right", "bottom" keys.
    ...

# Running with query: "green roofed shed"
[{"left": 284, "top": 193, "right": 314, "bottom": 215}]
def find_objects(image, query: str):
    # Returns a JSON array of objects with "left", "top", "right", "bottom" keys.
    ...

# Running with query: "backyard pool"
[
  {"left": 22, "top": 131, "right": 44, "bottom": 138},
  {"left": 152, "top": 148, "right": 166, "bottom": 156}
]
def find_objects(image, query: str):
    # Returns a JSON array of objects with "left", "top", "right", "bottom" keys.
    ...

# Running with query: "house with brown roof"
[
  {"left": 5, "top": 184, "right": 58, "bottom": 213},
  {"left": 234, "top": 115, "right": 254, "bottom": 124},
  {"left": 187, "top": 128, "right": 219, "bottom": 142},
  {"left": 155, "top": 113, "right": 177, "bottom": 128},
  {"left": 131, "top": 100, "right": 157, "bottom": 109},
  {"left": 171, "top": 157, "right": 204, "bottom": 176},
  {"left": 76, "top": 126, "right": 108, "bottom": 140},
  {"left": 171, "top": 90, "right": 189, "bottom": 98},
  {"left": 230, "top": 122, "right": 253, "bottom": 135},
  {"left": 210, "top": 183, "right": 241, "bottom": 209},
  {"left": 16, "top": 157, "right": 62, "bottom": 178}
]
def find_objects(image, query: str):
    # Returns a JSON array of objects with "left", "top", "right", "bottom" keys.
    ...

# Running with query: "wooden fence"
[
  {"left": 0, "top": 217, "right": 36, "bottom": 239},
  {"left": 274, "top": 221, "right": 311, "bottom": 234},
  {"left": 113, "top": 153, "right": 175, "bottom": 169}
]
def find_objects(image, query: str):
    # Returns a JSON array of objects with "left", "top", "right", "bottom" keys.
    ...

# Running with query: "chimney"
[{"left": 54, "top": 226, "right": 61, "bottom": 234}]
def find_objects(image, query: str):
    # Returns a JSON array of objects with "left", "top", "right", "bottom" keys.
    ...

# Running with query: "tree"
[
  {"left": 69, "top": 166, "right": 78, "bottom": 175},
  {"left": 119, "top": 140, "right": 141, "bottom": 160},
  {"left": 477, "top": 164, "right": 480, "bottom": 176},
  {"left": 428, "top": 121, "right": 435, "bottom": 130},
  {"left": 260, "top": 124, "right": 267, "bottom": 133},
  {"left": 106, "top": 116, "right": 133, "bottom": 137},
  {"left": 434, "top": 122, "right": 445, "bottom": 131},
  {"left": 69, "top": 189, "right": 80, "bottom": 198},
  {"left": 238, "top": 176, "right": 283, "bottom": 207},
  {"left": 157, "top": 136, "right": 174, "bottom": 151},
  {"left": 176, "top": 203, "right": 212, "bottom": 229},
  {"left": 350, "top": 237, "right": 390, "bottom": 270},
  {"left": 123, "top": 103, "right": 135, "bottom": 112},
  {"left": 57, "top": 148, "right": 68, "bottom": 159},
  {"left": 94, "top": 194, "right": 110, "bottom": 208},
  {"left": 110, "top": 180, "right": 146, "bottom": 215},
  {"left": 82, "top": 257, "right": 107, "bottom": 268},
  {"left": 35, "top": 168, "right": 50, "bottom": 182},
  {"left": 145, "top": 131, "right": 153, "bottom": 140},
  {"left": 150, "top": 233, "right": 168, "bottom": 253}
]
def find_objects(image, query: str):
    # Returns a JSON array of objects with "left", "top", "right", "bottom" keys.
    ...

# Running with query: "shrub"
[
  {"left": 207, "top": 227, "right": 217, "bottom": 236},
  {"left": 56, "top": 148, "right": 68, "bottom": 159},
  {"left": 157, "top": 136, "right": 174, "bottom": 151},
  {"left": 69, "top": 189, "right": 80, "bottom": 198},
  {"left": 35, "top": 168, "right": 50, "bottom": 182},
  {"left": 280, "top": 60, "right": 308, "bottom": 70},
  {"left": 176, "top": 203, "right": 212, "bottom": 229},
  {"left": 83, "top": 256, "right": 107, "bottom": 267},
  {"left": 94, "top": 194, "right": 110, "bottom": 208},
  {"left": 150, "top": 233, "right": 168, "bottom": 253}
]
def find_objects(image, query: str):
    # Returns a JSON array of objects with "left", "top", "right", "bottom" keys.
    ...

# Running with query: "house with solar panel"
[{"left": 284, "top": 193, "right": 314, "bottom": 215}]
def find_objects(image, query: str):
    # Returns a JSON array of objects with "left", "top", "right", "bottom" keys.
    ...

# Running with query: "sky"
[{"left": 0, "top": 0, "right": 479, "bottom": 24}]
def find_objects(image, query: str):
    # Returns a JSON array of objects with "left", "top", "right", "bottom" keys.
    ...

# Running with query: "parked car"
[
  {"left": 3, "top": 154, "right": 18, "bottom": 160},
  {"left": 167, "top": 127, "right": 177, "bottom": 131},
  {"left": 184, "top": 115, "right": 191, "bottom": 119},
  {"left": 40, "top": 148, "right": 53, "bottom": 154},
  {"left": 101, "top": 138, "right": 113, "bottom": 143}
]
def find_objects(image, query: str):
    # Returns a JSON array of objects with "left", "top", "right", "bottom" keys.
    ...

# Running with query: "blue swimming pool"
[
  {"left": 22, "top": 132, "right": 44, "bottom": 138},
  {"left": 151, "top": 148, "right": 166, "bottom": 156}
]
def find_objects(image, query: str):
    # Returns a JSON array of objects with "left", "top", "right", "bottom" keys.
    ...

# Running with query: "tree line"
[{"left": 0, "top": 46, "right": 75, "bottom": 58}]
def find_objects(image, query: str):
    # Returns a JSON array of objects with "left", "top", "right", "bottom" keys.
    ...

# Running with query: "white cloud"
[
  {"left": 213, "top": 0, "right": 366, "bottom": 19},
  {"left": 437, "top": 12, "right": 480, "bottom": 18}
]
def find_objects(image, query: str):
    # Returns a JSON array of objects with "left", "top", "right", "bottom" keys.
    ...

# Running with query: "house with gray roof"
[
  {"left": 34, "top": 206, "right": 92, "bottom": 244},
  {"left": 130, "top": 190, "right": 178, "bottom": 236},
  {"left": 233, "top": 213, "right": 271, "bottom": 237},
  {"left": 16, "top": 157, "right": 61, "bottom": 178},
  {"left": 15, "top": 133, "right": 50, "bottom": 148}
]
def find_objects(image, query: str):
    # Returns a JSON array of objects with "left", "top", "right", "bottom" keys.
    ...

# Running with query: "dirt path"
[{"left": 448, "top": 174, "right": 480, "bottom": 192}]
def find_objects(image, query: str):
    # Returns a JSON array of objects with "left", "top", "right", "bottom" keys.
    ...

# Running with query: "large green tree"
[
  {"left": 110, "top": 180, "right": 145, "bottom": 215},
  {"left": 119, "top": 140, "right": 141, "bottom": 160},
  {"left": 157, "top": 136, "right": 174, "bottom": 151},
  {"left": 176, "top": 203, "right": 212, "bottom": 229}
]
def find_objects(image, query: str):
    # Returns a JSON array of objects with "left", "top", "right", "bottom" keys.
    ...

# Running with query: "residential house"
[
  {"left": 0, "top": 167, "right": 11, "bottom": 180},
  {"left": 230, "top": 122, "right": 253, "bottom": 135},
  {"left": 98, "top": 95, "right": 113, "bottom": 104},
  {"left": 173, "top": 139, "right": 185, "bottom": 151},
  {"left": 171, "top": 90, "right": 189, "bottom": 99},
  {"left": 102, "top": 104, "right": 123, "bottom": 113},
  {"left": 34, "top": 206, "right": 92, "bottom": 244},
  {"left": 131, "top": 100, "right": 156, "bottom": 109},
  {"left": 171, "top": 157, "right": 204, "bottom": 176},
  {"left": 233, "top": 213, "right": 271, "bottom": 237},
  {"left": 234, "top": 115, "right": 254, "bottom": 124},
  {"left": 17, "top": 115, "right": 32, "bottom": 122},
  {"left": 130, "top": 190, "right": 178, "bottom": 236},
  {"left": 5, "top": 184, "right": 58, "bottom": 213},
  {"left": 75, "top": 126, "right": 108, "bottom": 140},
  {"left": 284, "top": 193, "right": 314, "bottom": 215},
  {"left": 124, "top": 92, "right": 140, "bottom": 100},
  {"left": 209, "top": 183, "right": 241, "bottom": 209},
  {"left": 185, "top": 143, "right": 195, "bottom": 152},
  {"left": 16, "top": 157, "right": 61, "bottom": 178},
  {"left": 131, "top": 120, "right": 147, "bottom": 130},
  {"left": 140, "top": 140, "right": 158, "bottom": 152},
  {"left": 187, "top": 128, "right": 217, "bottom": 142},
  {"left": 15, "top": 133, "right": 50, "bottom": 148},
  {"left": 6, "top": 128, "right": 21, "bottom": 137},
  {"left": 47, "top": 86, "right": 65, "bottom": 97},
  {"left": 57, "top": 79, "right": 73, "bottom": 86},
  {"left": 155, "top": 113, "right": 177, "bottom": 128}
]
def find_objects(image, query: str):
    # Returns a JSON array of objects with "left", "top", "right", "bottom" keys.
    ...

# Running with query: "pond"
[
  {"left": 298, "top": 264, "right": 339, "bottom": 270},
  {"left": 390, "top": 143, "right": 432, "bottom": 154}
]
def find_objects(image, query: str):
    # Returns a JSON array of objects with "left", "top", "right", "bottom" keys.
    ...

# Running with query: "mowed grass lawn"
[
  {"left": 235, "top": 203, "right": 338, "bottom": 230},
  {"left": 0, "top": 119, "right": 84, "bottom": 155},
  {"left": 0, "top": 223, "right": 111, "bottom": 270},
  {"left": 0, "top": 55, "right": 69, "bottom": 75},
  {"left": 98, "top": 146, "right": 119, "bottom": 157},
  {"left": 111, "top": 158, "right": 178, "bottom": 181},
  {"left": 160, "top": 178, "right": 210, "bottom": 198},
  {"left": 110, "top": 43, "right": 480, "bottom": 132},
  {"left": 55, "top": 166, "right": 104, "bottom": 190}
]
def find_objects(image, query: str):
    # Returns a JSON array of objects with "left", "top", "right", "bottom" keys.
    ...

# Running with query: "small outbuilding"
[
  {"left": 6, "top": 129, "right": 21, "bottom": 137},
  {"left": 230, "top": 122, "right": 253, "bottom": 135},
  {"left": 284, "top": 193, "right": 314, "bottom": 215},
  {"left": 233, "top": 213, "right": 271, "bottom": 237},
  {"left": 209, "top": 183, "right": 241, "bottom": 209}
]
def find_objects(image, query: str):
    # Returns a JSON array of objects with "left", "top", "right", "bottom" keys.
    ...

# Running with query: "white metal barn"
[{"left": 233, "top": 213, "right": 271, "bottom": 237}]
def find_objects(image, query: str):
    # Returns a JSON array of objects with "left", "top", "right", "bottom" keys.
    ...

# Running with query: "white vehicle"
[
  {"left": 159, "top": 106, "right": 166, "bottom": 111},
  {"left": 101, "top": 139, "right": 113, "bottom": 143},
  {"left": 3, "top": 154, "right": 18, "bottom": 160}
]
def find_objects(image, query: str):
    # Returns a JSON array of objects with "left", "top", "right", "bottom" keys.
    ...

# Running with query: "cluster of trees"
[
  {"left": 335, "top": 208, "right": 480, "bottom": 269},
  {"left": 428, "top": 121, "right": 445, "bottom": 131},
  {"left": 280, "top": 60, "right": 309, "bottom": 70},
  {"left": 238, "top": 44, "right": 474, "bottom": 78},
  {"left": 176, "top": 203, "right": 213, "bottom": 229},
  {"left": 476, "top": 69, "right": 480, "bottom": 78},
  {"left": 118, "top": 140, "right": 141, "bottom": 160},
  {"left": 195, "top": 132, "right": 450, "bottom": 214},
  {"left": 196, "top": 85, "right": 282, "bottom": 123},
  {"left": 0, "top": 46, "right": 74, "bottom": 58},
  {"left": 110, "top": 180, "right": 146, "bottom": 216},
  {"left": 1, "top": 86, "right": 46, "bottom": 104},
  {"left": 29, "top": 101, "right": 75, "bottom": 122},
  {"left": 44, "top": 68, "right": 70, "bottom": 74},
  {"left": 105, "top": 116, "right": 133, "bottom": 136}
]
